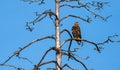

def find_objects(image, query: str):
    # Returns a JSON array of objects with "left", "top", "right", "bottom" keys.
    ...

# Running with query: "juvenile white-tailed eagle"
[{"left": 72, "top": 22, "right": 82, "bottom": 45}]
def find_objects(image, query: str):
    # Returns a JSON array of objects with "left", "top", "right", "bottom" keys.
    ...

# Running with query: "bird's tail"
[{"left": 77, "top": 40, "right": 81, "bottom": 45}]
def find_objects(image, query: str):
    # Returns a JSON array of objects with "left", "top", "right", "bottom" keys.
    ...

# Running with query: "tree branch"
[
  {"left": 53, "top": 48, "right": 88, "bottom": 70},
  {"left": 47, "top": 68, "right": 55, "bottom": 70},
  {"left": 82, "top": 39, "right": 101, "bottom": 53},
  {"left": 85, "top": 1, "right": 110, "bottom": 10},
  {"left": 60, "top": 29, "right": 73, "bottom": 60},
  {"left": 62, "top": 64, "right": 76, "bottom": 70},
  {"left": 60, "top": 34, "right": 120, "bottom": 53},
  {"left": 30, "top": 10, "right": 57, "bottom": 24},
  {"left": 60, "top": 4, "right": 83, "bottom": 8},
  {"left": 60, "top": 14, "right": 91, "bottom": 23},
  {"left": 60, "top": 29, "right": 73, "bottom": 48},
  {"left": 62, "top": 49, "right": 89, "bottom": 61},
  {"left": 2, "top": 36, "right": 55, "bottom": 65},
  {"left": 33, "top": 47, "right": 62, "bottom": 69},
  {"left": 0, "top": 64, "right": 24, "bottom": 70},
  {"left": 38, "top": 60, "right": 61, "bottom": 68},
  {"left": 26, "top": 9, "right": 58, "bottom": 31},
  {"left": 37, "top": 47, "right": 55, "bottom": 66},
  {"left": 60, "top": 38, "right": 101, "bottom": 53},
  {"left": 39, "top": 61, "right": 56, "bottom": 67},
  {"left": 17, "top": 55, "right": 34, "bottom": 65},
  {"left": 21, "top": 0, "right": 45, "bottom": 5},
  {"left": 63, "top": 51, "right": 88, "bottom": 70},
  {"left": 59, "top": 0, "right": 78, "bottom": 3},
  {"left": 60, "top": 0, "right": 111, "bottom": 22},
  {"left": 77, "top": 0, "right": 111, "bottom": 21},
  {"left": 97, "top": 34, "right": 120, "bottom": 45}
]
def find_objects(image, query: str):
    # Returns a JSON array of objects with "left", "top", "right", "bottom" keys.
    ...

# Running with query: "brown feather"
[{"left": 72, "top": 22, "right": 82, "bottom": 45}]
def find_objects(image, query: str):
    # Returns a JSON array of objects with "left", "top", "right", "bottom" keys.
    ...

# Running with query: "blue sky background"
[{"left": 0, "top": 0, "right": 120, "bottom": 70}]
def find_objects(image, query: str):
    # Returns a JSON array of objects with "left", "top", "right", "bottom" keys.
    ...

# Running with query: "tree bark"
[{"left": 55, "top": 0, "right": 61, "bottom": 70}]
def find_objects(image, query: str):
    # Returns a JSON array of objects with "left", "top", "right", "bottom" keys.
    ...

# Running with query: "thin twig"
[
  {"left": 60, "top": 14, "right": 91, "bottom": 23},
  {"left": 39, "top": 60, "right": 61, "bottom": 69},
  {"left": 17, "top": 55, "right": 33, "bottom": 65},
  {"left": 39, "top": 60, "right": 55, "bottom": 67},
  {"left": 60, "top": 4, "right": 83, "bottom": 8},
  {"left": 62, "top": 64, "right": 76, "bottom": 70},
  {"left": 86, "top": 1, "right": 109, "bottom": 10},
  {"left": 0, "top": 64, "right": 24, "bottom": 70},
  {"left": 59, "top": 0, "right": 78, "bottom": 3},
  {"left": 21, "top": 0, "right": 45, "bottom": 5},
  {"left": 62, "top": 49, "right": 89, "bottom": 61}
]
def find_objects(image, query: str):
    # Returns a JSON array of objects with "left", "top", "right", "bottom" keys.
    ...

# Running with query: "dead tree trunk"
[{"left": 55, "top": 0, "right": 61, "bottom": 70}]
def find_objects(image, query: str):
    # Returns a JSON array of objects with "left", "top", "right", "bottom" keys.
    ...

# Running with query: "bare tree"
[{"left": 0, "top": 0, "right": 120, "bottom": 70}]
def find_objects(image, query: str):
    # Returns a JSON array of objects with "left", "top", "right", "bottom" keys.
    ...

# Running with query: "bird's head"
[{"left": 74, "top": 22, "right": 79, "bottom": 26}]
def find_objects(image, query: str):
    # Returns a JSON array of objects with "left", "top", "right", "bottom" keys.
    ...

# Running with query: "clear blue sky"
[{"left": 0, "top": 0, "right": 120, "bottom": 70}]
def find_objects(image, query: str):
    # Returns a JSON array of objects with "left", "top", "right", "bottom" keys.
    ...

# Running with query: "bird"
[{"left": 72, "top": 22, "right": 82, "bottom": 45}]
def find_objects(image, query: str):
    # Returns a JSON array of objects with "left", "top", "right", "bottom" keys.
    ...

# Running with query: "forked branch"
[
  {"left": 29, "top": 10, "right": 57, "bottom": 24},
  {"left": 60, "top": 0, "right": 111, "bottom": 22},
  {"left": 26, "top": 9, "right": 58, "bottom": 31},
  {"left": 77, "top": 0, "right": 111, "bottom": 21},
  {"left": 62, "top": 64, "right": 76, "bottom": 70},
  {"left": 63, "top": 51, "right": 88, "bottom": 70},
  {"left": 61, "top": 34, "right": 120, "bottom": 53},
  {"left": 97, "top": 34, "right": 120, "bottom": 45},
  {"left": 37, "top": 47, "right": 55, "bottom": 66},
  {"left": 2, "top": 36, "right": 55, "bottom": 65},
  {"left": 39, "top": 60, "right": 61, "bottom": 69},
  {"left": 33, "top": 47, "right": 62, "bottom": 69},
  {"left": 60, "top": 29, "right": 73, "bottom": 60},
  {"left": 82, "top": 39, "right": 101, "bottom": 53}
]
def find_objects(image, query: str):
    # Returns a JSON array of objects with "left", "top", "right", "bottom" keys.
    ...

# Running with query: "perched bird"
[{"left": 72, "top": 22, "right": 82, "bottom": 45}]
